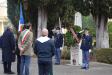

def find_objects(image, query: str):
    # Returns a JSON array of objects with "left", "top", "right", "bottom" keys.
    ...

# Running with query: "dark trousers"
[
  {"left": 38, "top": 61, "right": 53, "bottom": 75},
  {"left": 3, "top": 62, "right": 12, "bottom": 73},
  {"left": 17, "top": 55, "right": 21, "bottom": 75}
]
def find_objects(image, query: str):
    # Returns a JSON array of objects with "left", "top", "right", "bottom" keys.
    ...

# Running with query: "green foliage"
[
  {"left": 82, "top": 15, "right": 96, "bottom": 36},
  {"left": 73, "top": 0, "right": 90, "bottom": 16},
  {"left": 8, "top": 0, "right": 112, "bottom": 29},
  {"left": 73, "top": 0, "right": 112, "bottom": 18},
  {"left": 29, "top": 0, "right": 51, "bottom": 8},
  {"left": 64, "top": 26, "right": 81, "bottom": 47},
  {"left": 108, "top": 22, "right": 112, "bottom": 48},
  {"left": 60, "top": 0, "right": 75, "bottom": 25},
  {"left": 7, "top": 0, "right": 29, "bottom": 29},
  {"left": 108, "top": 22, "right": 112, "bottom": 33},
  {"left": 7, "top": 0, "right": 19, "bottom": 29},
  {"left": 47, "top": 0, "right": 75, "bottom": 28},
  {"left": 91, "top": 0, "right": 112, "bottom": 18},
  {"left": 93, "top": 48, "right": 112, "bottom": 64},
  {"left": 109, "top": 33, "right": 112, "bottom": 48},
  {"left": 65, "top": 32, "right": 75, "bottom": 47}
]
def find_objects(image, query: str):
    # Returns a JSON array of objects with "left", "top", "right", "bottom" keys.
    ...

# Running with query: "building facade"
[{"left": 0, "top": 0, "right": 8, "bottom": 36}]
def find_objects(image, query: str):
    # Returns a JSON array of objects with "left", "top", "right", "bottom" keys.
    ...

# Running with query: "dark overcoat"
[
  {"left": 1, "top": 29, "right": 15, "bottom": 62},
  {"left": 0, "top": 36, "right": 2, "bottom": 48}
]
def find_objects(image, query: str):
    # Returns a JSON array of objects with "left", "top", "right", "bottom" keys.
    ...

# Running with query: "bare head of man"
[{"left": 41, "top": 28, "right": 49, "bottom": 37}]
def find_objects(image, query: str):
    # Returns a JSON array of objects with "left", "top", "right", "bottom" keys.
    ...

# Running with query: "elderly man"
[
  {"left": 34, "top": 28, "right": 55, "bottom": 75},
  {"left": 1, "top": 26, "right": 15, "bottom": 74}
]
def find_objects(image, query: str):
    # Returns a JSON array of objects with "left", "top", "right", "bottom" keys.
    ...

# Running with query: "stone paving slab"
[
  {"left": 0, "top": 49, "right": 112, "bottom": 75},
  {"left": 0, "top": 58, "right": 112, "bottom": 75}
]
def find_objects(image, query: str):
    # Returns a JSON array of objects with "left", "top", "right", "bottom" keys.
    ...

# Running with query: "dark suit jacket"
[
  {"left": 54, "top": 33, "right": 63, "bottom": 48},
  {"left": 80, "top": 34, "right": 92, "bottom": 51}
]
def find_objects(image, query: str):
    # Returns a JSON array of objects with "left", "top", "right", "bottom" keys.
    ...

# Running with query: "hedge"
[
  {"left": 61, "top": 46, "right": 70, "bottom": 60},
  {"left": 61, "top": 47, "right": 112, "bottom": 65},
  {"left": 93, "top": 48, "right": 112, "bottom": 64}
]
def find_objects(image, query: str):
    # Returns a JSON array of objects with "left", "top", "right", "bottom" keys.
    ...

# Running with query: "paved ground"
[{"left": 0, "top": 49, "right": 112, "bottom": 75}]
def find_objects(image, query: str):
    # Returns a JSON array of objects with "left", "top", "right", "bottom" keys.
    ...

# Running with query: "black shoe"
[
  {"left": 4, "top": 71, "right": 8, "bottom": 74},
  {"left": 17, "top": 73, "right": 20, "bottom": 75},
  {"left": 81, "top": 67, "right": 86, "bottom": 69},
  {"left": 81, "top": 67, "right": 89, "bottom": 70},
  {"left": 7, "top": 71, "right": 15, "bottom": 74},
  {"left": 55, "top": 63, "right": 60, "bottom": 65}
]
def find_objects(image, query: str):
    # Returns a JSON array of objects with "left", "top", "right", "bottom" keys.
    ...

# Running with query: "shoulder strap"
[{"left": 21, "top": 30, "right": 30, "bottom": 45}]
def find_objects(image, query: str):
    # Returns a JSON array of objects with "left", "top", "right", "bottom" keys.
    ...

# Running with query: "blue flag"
[{"left": 18, "top": 3, "right": 24, "bottom": 32}]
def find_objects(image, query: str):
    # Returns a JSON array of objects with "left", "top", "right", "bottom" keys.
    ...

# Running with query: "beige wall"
[
  {"left": 0, "top": 0, "right": 8, "bottom": 36},
  {"left": 0, "top": 21, "right": 4, "bottom": 36},
  {"left": 0, "top": 7, "right": 7, "bottom": 17}
]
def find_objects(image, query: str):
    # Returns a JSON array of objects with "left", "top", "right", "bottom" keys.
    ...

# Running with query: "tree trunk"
[
  {"left": 59, "top": 17, "right": 62, "bottom": 33},
  {"left": 95, "top": 15, "right": 109, "bottom": 48},
  {"left": 37, "top": 7, "right": 47, "bottom": 37}
]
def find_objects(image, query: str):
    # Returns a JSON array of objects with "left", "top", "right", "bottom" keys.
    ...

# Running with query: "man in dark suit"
[
  {"left": 1, "top": 26, "right": 15, "bottom": 74},
  {"left": 80, "top": 28, "right": 92, "bottom": 70},
  {"left": 54, "top": 27, "right": 63, "bottom": 65}
]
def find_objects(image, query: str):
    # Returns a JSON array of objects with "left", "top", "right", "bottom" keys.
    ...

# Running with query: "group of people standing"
[
  {"left": 0, "top": 23, "right": 34, "bottom": 75},
  {"left": 0, "top": 23, "right": 63, "bottom": 75},
  {"left": 0, "top": 22, "right": 92, "bottom": 75}
]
